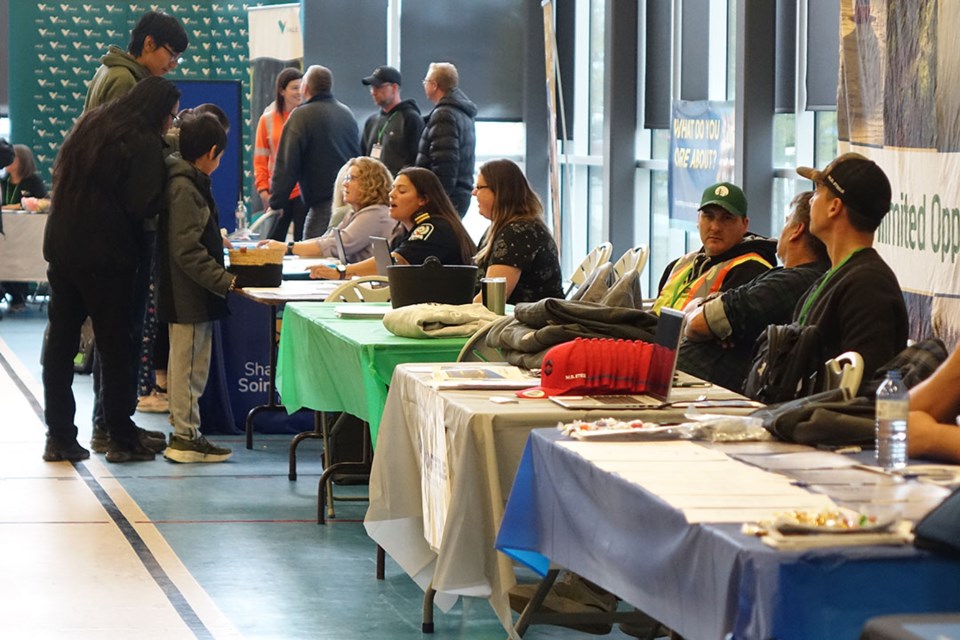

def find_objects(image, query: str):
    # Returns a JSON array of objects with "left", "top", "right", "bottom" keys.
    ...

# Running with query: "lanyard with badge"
[
  {"left": 796, "top": 247, "right": 865, "bottom": 325},
  {"left": 370, "top": 112, "right": 397, "bottom": 160}
]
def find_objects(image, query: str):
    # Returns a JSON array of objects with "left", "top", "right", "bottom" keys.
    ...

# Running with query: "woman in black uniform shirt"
[
  {"left": 309, "top": 167, "right": 475, "bottom": 280},
  {"left": 472, "top": 159, "right": 563, "bottom": 303}
]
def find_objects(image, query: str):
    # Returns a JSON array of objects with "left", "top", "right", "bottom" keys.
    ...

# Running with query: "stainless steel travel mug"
[{"left": 481, "top": 277, "right": 507, "bottom": 315}]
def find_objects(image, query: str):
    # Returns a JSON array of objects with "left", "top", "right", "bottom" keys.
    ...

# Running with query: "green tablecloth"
[{"left": 275, "top": 302, "right": 468, "bottom": 444}]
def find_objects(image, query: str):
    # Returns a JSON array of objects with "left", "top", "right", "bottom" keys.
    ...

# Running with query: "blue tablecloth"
[{"left": 496, "top": 429, "right": 960, "bottom": 640}]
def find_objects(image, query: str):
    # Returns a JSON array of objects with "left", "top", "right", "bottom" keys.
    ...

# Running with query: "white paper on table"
[
  {"left": 663, "top": 492, "right": 837, "bottom": 511},
  {"left": 558, "top": 440, "right": 728, "bottom": 462},
  {"left": 624, "top": 478, "right": 801, "bottom": 496},
  {"left": 737, "top": 451, "right": 861, "bottom": 470}
]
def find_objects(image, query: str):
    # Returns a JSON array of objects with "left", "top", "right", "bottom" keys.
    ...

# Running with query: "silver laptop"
[
  {"left": 370, "top": 236, "right": 394, "bottom": 276},
  {"left": 549, "top": 307, "right": 686, "bottom": 410}
]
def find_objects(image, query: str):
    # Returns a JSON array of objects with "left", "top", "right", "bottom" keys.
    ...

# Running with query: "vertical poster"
[
  {"left": 247, "top": 3, "right": 303, "bottom": 213},
  {"left": 542, "top": 0, "right": 563, "bottom": 249},
  {"left": 668, "top": 100, "right": 735, "bottom": 224}
]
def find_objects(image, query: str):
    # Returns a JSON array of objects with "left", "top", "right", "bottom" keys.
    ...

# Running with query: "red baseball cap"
[{"left": 518, "top": 338, "right": 655, "bottom": 398}]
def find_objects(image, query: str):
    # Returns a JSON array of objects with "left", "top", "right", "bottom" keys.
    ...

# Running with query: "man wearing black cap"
[
  {"left": 360, "top": 66, "right": 424, "bottom": 176},
  {"left": 794, "top": 152, "right": 908, "bottom": 382}
]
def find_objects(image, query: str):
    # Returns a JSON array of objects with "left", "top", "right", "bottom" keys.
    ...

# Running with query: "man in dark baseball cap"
[
  {"left": 796, "top": 152, "right": 892, "bottom": 231},
  {"left": 791, "top": 152, "right": 907, "bottom": 387},
  {"left": 362, "top": 65, "right": 403, "bottom": 87},
  {"left": 360, "top": 65, "right": 424, "bottom": 175}
]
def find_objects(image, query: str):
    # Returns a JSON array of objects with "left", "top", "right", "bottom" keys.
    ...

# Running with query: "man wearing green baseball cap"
[{"left": 651, "top": 182, "right": 777, "bottom": 314}]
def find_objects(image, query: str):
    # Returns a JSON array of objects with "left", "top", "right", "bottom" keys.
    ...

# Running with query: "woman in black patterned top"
[{"left": 472, "top": 159, "right": 563, "bottom": 304}]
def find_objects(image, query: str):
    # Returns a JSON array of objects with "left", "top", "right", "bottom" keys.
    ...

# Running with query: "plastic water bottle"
[
  {"left": 876, "top": 370, "right": 909, "bottom": 471},
  {"left": 235, "top": 198, "right": 247, "bottom": 233}
]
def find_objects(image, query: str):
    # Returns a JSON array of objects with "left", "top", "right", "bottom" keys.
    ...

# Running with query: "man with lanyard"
[
  {"left": 360, "top": 66, "right": 424, "bottom": 176},
  {"left": 793, "top": 152, "right": 908, "bottom": 384},
  {"left": 652, "top": 182, "right": 777, "bottom": 314}
]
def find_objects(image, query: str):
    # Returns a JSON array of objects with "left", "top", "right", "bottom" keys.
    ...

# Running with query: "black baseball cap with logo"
[
  {"left": 797, "top": 152, "right": 892, "bottom": 223},
  {"left": 361, "top": 66, "right": 402, "bottom": 87}
]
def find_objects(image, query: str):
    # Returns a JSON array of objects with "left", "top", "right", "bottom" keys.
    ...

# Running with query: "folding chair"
[{"left": 564, "top": 242, "right": 613, "bottom": 298}]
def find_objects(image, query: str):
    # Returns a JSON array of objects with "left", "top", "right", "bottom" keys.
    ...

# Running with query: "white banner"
[
  {"left": 837, "top": 0, "right": 960, "bottom": 347},
  {"left": 248, "top": 4, "right": 302, "bottom": 61}
]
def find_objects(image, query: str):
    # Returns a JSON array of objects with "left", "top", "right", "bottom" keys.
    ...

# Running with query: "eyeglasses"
[
  {"left": 161, "top": 44, "right": 184, "bottom": 66},
  {"left": 422, "top": 79, "right": 435, "bottom": 86},
  {"left": 473, "top": 185, "right": 491, "bottom": 192},
  {"left": 342, "top": 174, "right": 354, "bottom": 184},
  {"left": 170, "top": 112, "right": 181, "bottom": 127}
]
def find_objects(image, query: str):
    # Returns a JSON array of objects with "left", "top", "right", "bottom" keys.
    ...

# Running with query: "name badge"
[{"left": 370, "top": 144, "right": 383, "bottom": 159}]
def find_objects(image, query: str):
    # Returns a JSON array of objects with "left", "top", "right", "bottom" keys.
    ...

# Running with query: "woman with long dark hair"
[
  {"left": 254, "top": 67, "right": 305, "bottom": 240},
  {"left": 307, "top": 166, "right": 476, "bottom": 280},
  {"left": 472, "top": 159, "right": 563, "bottom": 303},
  {"left": 42, "top": 76, "right": 180, "bottom": 464}
]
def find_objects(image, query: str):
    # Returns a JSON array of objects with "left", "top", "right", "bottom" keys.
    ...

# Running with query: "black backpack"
[{"left": 743, "top": 323, "right": 823, "bottom": 404}]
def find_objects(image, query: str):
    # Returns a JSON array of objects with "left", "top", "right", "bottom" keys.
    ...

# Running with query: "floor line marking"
[{"left": 0, "top": 345, "right": 215, "bottom": 640}]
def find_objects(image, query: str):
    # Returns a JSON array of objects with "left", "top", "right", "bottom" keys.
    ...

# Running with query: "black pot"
[
  {"left": 387, "top": 256, "right": 478, "bottom": 308},
  {"left": 229, "top": 263, "right": 283, "bottom": 288}
]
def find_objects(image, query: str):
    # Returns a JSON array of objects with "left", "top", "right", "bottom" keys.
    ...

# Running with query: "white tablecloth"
[{"left": 0, "top": 212, "right": 48, "bottom": 281}]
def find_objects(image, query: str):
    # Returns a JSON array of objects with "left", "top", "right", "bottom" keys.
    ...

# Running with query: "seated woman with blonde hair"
[
  {"left": 261, "top": 156, "right": 395, "bottom": 263},
  {"left": 306, "top": 167, "right": 475, "bottom": 280},
  {"left": 472, "top": 158, "right": 563, "bottom": 303},
  {"left": 908, "top": 346, "right": 960, "bottom": 463}
]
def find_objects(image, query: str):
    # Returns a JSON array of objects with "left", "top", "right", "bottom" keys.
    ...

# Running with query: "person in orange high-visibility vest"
[
  {"left": 254, "top": 67, "right": 305, "bottom": 241},
  {"left": 652, "top": 182, "right": 777, "bottom": 314}
]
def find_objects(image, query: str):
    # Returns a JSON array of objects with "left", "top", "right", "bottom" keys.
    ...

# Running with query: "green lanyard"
[
  {"left": 376, "top": 112, "right": 398, "bottom": 144},
  {"left": 797, "top": 247, "right": 865, "bottom": 325},
  {"left": 3, "top": 179, "right": 20, "bottom": 206}
]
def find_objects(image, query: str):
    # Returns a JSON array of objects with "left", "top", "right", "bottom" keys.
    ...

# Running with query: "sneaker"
[
  {"left": 138, "top": 427, "right": 168, "bottom": 453},
  {"left": 89, "top": 424, "right": 110, "bottom": 454},
  {"left": 105, "top": 441, "right": 156, "bottom": 463},
  {"left": 619, "top": 615, "right": 664, "bottom": 639},
  {"left": 43, "top": 436, "right": 91, "bottom": 462},
  {"left": 136, "top": 389, "right": 169, "bottom": 413},
  {"left": 91, "top": 425, "right": 166, "bottom": 453},
  {"left": 163, "top": 434, "right": 232, "bottom": 463}
]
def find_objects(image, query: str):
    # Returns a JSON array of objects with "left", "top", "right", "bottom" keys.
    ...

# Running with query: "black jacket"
[
  {"left": 44, "top": 128, "right": 166, "bottom": 270},
  {"left": 416, "top": 87, "right": 477, "bottom": 217},
  {"left": 270, "top": 92, "right": 360, "bottom": 210},
  {"left": 361, "top": 99, "right": 424, "bottom": 176}
]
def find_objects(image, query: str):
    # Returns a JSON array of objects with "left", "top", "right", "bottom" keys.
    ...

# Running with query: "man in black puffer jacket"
[{"left": 416, "top": 62, "right": 477, "bottom": 217}]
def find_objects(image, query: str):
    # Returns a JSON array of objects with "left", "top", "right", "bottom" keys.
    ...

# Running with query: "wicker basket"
[{"left": 228, "top": 246, "right": 286, "bottom": 288}]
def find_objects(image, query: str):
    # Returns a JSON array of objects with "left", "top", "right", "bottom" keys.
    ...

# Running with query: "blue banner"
[{"left": 668, "top": 100, "right": 735, "bottom": 224}]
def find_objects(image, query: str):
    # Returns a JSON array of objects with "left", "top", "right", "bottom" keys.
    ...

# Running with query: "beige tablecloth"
[
  {"left": 364, "top": 364, "right": 746, "bottom": 634},
  {"left": 0, "top": 212, "right": 48, "bottom": 281}
]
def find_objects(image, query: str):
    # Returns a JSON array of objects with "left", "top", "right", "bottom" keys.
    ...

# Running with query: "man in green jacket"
[{"left": 84, "top": 10, "right": 188, "bottom": 111}]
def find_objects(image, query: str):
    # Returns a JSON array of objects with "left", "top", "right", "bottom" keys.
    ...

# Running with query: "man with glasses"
[
  {"left": 416, "top": 62, "right": 477, "bottom": 217},
  {"left": 84, "top": 10, "right": 188, "bottom": 112}
]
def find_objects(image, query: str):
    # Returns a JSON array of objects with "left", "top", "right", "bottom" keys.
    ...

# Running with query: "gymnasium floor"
[{"left": 0, "top": 302, "right": 641, "bottom": 639}]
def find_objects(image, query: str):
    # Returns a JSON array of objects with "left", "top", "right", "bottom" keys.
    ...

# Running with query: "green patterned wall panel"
[{"left": 8, "top": 1, "right": 292, "bottom": 198}]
